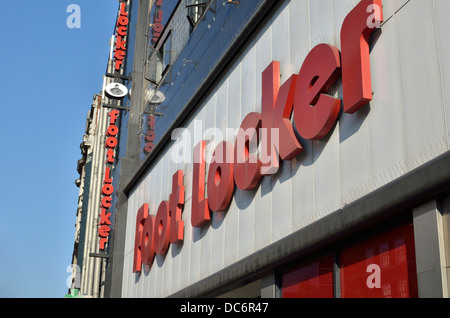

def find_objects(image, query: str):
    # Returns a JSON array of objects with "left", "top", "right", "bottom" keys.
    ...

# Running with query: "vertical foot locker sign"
[
  {"left": 133, "top": 0, "right": 383, "bottom": 271},
  {"left": 114, "top": 1, "right": 129, "bottom": 71},
  {"left": 99, "top": 110, "right": 120, "bottom": 250},
  {"left": 98, "top": 0, "right": 130, "bottom": 251}
]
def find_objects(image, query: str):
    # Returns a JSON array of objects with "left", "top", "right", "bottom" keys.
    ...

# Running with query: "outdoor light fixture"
[{"left": 105, "top": 82, "right": 128, "bottom": 99}]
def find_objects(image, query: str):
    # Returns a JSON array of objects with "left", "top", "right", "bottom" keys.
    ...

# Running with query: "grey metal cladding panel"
[
  {"left": 433, "top": 0, "right": 450, "bottom": 148},
  {"left": 171, "top": 150, "right": 450, "bottom": 298},
  {"left": 395, "top": 1, "right": 448, "bottom": 166}
]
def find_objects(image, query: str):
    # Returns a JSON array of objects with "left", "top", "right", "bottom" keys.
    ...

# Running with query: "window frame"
[
  {"left": 186, "top": 0, "right": 212, "bottom": 29},
  {"left": 160, "top": 31, "right": 172, "bottom": 78}
]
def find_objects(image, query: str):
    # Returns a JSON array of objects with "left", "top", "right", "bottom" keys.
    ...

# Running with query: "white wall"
[{"left": 122, "top": 0, "right": 450, "bottom": 297}]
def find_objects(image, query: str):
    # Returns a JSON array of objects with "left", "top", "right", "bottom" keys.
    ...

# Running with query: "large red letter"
[
  {"left": 234, "top": 112, "right": 262, "bottom": 191},
  {"left": 191, "top": 141, "right": 210, "bottom": 227},
  {"left": 207, "top": 141, "right": 234, "bottom": 212},
  {"left": 154, "top": 201, "right": 170, "bottom": 255},
  {"left": 109, "top": 110, "right": 120, "bottom": 125},
  {"left": 133, "top": 203, "right": 149, "bottom": 273},
  {"left": 293, "top": 44, "right": 341, "bottom": 140},
  {"left": 103, "top": 167, "right": 113, "bottom": 184},
  {"left": 120, "top": 2, "right": 128, "bottom": 17},
  {"left": 141, "top": 214, "right": 156, "bottom": 266},
  {"left": 341, "top": 0, "right": 383, "bottom": 114},
  {"left": 261, "top": 62, "right": 303, "bottom": 175},
  {"left": 170, "top": 170, "right": 185, "bottom": 244}
]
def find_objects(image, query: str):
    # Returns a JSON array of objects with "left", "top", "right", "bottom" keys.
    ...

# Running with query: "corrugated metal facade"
[{"left": 120, "top": 0, "right": 450, "bottom": 297}]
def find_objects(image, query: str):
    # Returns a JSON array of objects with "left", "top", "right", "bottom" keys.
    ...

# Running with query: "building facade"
[
  {"left": 70, "top": 93, "right": 109, "bottom": 298},
  {"left": 69, "top": 0, "right": 136, "bottom": 297},
  {"left": 72, "top": 0, "right": 450, "bottom": 298}
]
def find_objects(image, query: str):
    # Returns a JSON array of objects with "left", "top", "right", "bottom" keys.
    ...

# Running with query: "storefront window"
[
  {"left": 282, "top": 255, "right": 334, "bottom": 298},
  {"left": 186, "top": 0, "right": 210, "bottom": 28},
  {"left": 149, "top": 0, "right": 180, "bottom": 47},
  {"left": 281, "top": 221, "right": 418, "bottom": 298},
  {"left": 340, "top": 223, "right": 418, "bottom": 298},
  {"left": 146, "top": 48, "right": 163, "bottom": 84},
  {"left": 161, "top": 32, "right": 172, "bottom": 75}
]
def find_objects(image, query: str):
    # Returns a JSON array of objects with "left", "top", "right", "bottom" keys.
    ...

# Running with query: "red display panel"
[
  {"left": 282, "top": 255, "right": 334, "bottom": 298},
  {"left": 340, "top": 223, "right": 418, "bottom": 298}
]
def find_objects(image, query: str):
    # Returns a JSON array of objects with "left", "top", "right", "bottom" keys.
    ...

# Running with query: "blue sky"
[{"left": 0, "top": 1, "right": 118, "bottom": 297}]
